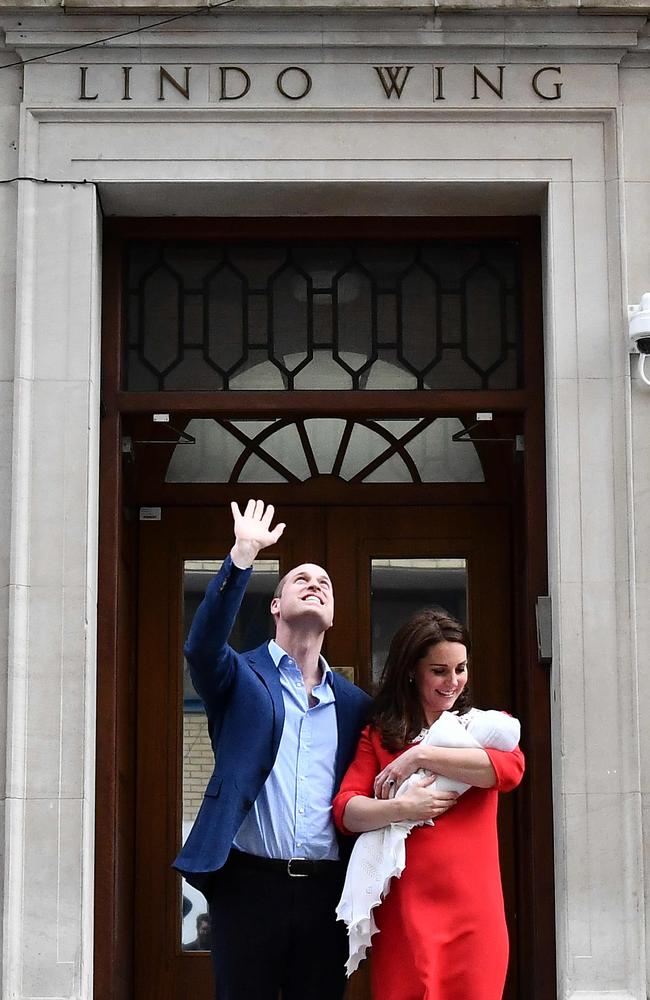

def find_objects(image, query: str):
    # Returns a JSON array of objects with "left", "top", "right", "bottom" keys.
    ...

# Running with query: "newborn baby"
[{"left": 336, "top": 709, "right": 521, "bottom": 975}]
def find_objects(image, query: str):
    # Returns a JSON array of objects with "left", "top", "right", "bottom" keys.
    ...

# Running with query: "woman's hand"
[
  {"left": 397, "top": 776, "right": 458, "bottom": 823},
  {"left": 374, "top": 745, "right": 425, "bottom": 799}
]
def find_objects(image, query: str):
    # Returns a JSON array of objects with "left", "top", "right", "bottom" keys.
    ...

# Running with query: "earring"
[{"left": 408, "top": 675, "right": 414, "bottom": 683}]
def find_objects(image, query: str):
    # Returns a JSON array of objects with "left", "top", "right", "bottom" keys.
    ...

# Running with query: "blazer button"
[{"left": 244, "top": 798, "right": 254, "bottom": 810}]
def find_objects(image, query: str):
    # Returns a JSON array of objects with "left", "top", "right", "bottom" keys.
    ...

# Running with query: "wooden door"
[{"left": 134, "top": 503, "right": 516, "bottom": 1000}]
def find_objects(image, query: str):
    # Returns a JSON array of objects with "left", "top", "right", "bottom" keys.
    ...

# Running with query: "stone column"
[
  {"left": 3, "top": 178, "right": 101, "bottom": 999},
  {"left": 620, "top": 63, "right": 650, "bottom": 1000},
  {"left": 546, "top": 152, "right": 646, "bottom": 998},
  {"left": 0, "top": 40, "right": 21, "bottom": 985}
]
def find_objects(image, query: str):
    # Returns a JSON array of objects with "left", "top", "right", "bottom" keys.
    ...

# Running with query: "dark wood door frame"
[
  {"left": 134, "top": 504, "right": 517, "bottom": 1000},
  {"left": 95, "top": 216, "right": 554, "bottom": 1000}
]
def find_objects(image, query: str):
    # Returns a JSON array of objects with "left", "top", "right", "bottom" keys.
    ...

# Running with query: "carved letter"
[
  {"left": 276, "top": 66, "right": 312, "bottom": 101},
  {"left": 532, "top": 66, "right": 562, "bottom": 101},
  {"left": 432, "top": 65, "right": 445, "bottom": 101},
  {"left": 219, "top": 66, "right": 251, "bottom": 101},
  {"left": 472, "top": 65, "right": 505, "bottom": 100},
  {"left": 374, "top": 65, "right": 413, "bottom": 100},
  {"left": 79, "top": 66, "right": 98, "bottom": 101},
  {"left": 122, "top": 66, "right": 132, "bottom": 101},
  {"left": 158, "top": 66, "right": 191, "bottom": 101}
]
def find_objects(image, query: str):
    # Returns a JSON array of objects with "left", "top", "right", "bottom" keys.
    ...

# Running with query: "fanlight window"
[
  {"left": 166, "top": 417, "right": 484, "bottom": 484},
  {"left": 124, "top": 240, "right": 521, "bottom": 392}
]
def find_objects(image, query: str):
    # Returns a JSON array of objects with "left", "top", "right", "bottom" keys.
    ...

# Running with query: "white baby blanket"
[{"left": 336, "top": 709, "right": 520, "bottom": 975}]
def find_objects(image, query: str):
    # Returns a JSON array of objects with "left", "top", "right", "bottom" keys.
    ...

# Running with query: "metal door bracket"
[
  {"left": 135, "top": 413, "right": 196, "bottom": 446},
  {"left": 535, "top": 596, "right": 552, "bottom": 665},
  {"left": 452, "top": 412, "right": 521, "bottom": 446}
]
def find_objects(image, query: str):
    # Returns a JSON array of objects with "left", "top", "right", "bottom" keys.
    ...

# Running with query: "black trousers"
[{"left": 208, "top": 851, "right": 348, "bottom": 1000}]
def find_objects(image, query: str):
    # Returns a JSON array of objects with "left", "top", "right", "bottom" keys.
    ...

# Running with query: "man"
[
  {"left": 183, "top": 912, "right": 211, "bottom": 952},
  {"left": 174, "top": 499, "right": 371, "bottom": 1000}
]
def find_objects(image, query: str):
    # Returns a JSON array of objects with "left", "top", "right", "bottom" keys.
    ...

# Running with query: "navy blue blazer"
[{"left": 173, "top": 555, "right": 371, "bottom": 894}]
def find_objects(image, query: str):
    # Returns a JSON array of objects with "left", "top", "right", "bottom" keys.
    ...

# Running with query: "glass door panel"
[{"left": 370, "top": 558, "right": 467, "bottom": 682}]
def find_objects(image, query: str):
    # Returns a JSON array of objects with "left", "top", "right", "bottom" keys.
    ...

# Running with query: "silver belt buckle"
[{"left": 287, "top": 857, "right": 308, "bottom": 877}]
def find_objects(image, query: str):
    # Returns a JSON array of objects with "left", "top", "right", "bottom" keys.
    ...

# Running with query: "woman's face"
[{"left": 413, "top": 640, "right": 468, "bottom": 725}]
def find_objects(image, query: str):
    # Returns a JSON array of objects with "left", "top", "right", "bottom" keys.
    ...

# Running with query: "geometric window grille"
[
  {"left": 165, "top": 416, "right": 485, "bottom": 484},
  {"left": 124, "top": 240, "right": 521, "bottom": 392}
]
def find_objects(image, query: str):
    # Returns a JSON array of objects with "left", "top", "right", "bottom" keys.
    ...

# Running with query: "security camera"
[{"left": 628, "top": 293, "right": 650, "bottom": 386}]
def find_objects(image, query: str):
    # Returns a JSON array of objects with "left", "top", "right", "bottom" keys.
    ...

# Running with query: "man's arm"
[{"left": 184, "top": 500, "right": 285, "bottom": 708}]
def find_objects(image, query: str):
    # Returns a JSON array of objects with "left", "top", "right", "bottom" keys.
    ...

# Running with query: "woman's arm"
[
  {"left": 374, "top": 745, "right": 496, "bottom": 798},
  {"left": 342, "top": 777, "right": 459, "bottom": 832}
]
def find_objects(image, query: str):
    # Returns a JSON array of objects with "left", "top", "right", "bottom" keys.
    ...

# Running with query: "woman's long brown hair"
[{"left": 371, "top": 608, "right": 472, "bottom": 752}]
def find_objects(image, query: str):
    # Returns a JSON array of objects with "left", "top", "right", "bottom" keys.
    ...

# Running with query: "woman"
[{"left": 332, "top": 609, "right": 524, "bottom": 1000}]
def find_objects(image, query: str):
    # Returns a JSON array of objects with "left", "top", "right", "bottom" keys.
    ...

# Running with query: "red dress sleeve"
[
  {"left": 484, "top": 744, "right": 525, "bottom": 792},
  {"left": 332, "top": 725, "right": 382, "bottom": 835}
]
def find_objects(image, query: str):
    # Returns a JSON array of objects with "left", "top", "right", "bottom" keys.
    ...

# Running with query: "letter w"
[{"left": 374, "top": 66, "right": 413, "bottom": 99}]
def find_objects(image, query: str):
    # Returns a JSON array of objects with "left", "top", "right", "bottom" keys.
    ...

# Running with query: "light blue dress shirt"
[{"left": 232, "top": 639, "right": 340, "bottom": 861}]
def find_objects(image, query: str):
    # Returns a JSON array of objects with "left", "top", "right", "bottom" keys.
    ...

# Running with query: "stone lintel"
[{"left": 0, "top": 0, "right": 649, "bottom": 14}]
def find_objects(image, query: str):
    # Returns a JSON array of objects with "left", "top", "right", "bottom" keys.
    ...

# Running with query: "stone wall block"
[
  {"left": 22, "top": 585, "right": 89, "bottom": 799},
  {"left": 643, "top": 792, "right": 650, "bottom": 982},
  {"left": 548, "top": 378, "right": 582, "bottom": 582},
  {"left": 573, "top": 182, "right": 619, "bottom": 380},
  {"left": 576, "top": 376, "right": 617, "bottom": 585},
  {"left": 545, "top": 183, "right": 579, "bottom": 383},
  {"left": 19, "top": 797, "right": 83, "bottom": 998},
  {"left": 631, "top": 378, "right": 650, "bottom": 583},
  {"left": 581, "top": 581, "right": 637, "bottom": 794},
  {"left": 0, "top": 585, "right": 8, "bottom": 798},
  {"left": 25, "top": 379, "right": 93, "bottom": 590},
  {"left": 622, "top": 182, "right": 650, "bottom": 308},
  {"left": 552, "top": 581, "right": 587, "bottom": 795},
  {"left": 561, "top": 791, "right": 645, "bottom": 994},
  {"left": 0, "top": 381, "right": 13, "bottom": 587},
  {"left": 32, "top": 187, "right": 98, "bottom": 384},
  {"left": 622, "top": 100, "right": 650, "bottom": 185}
]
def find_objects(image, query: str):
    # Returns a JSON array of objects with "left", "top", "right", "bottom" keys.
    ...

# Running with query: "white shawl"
[{"left": 336, "top": 709, "right": 521, "bottom": 976}]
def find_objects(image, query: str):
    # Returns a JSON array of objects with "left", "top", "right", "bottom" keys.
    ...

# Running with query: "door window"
[
  {"left": 166, "top": 417, "right": 484, "bottom": 484},
  {"left": 371, "top": 558, "right": 467, "bottom": 682},
  {"left": 123, "top": 240, "right": 522, "bottom": 391}
]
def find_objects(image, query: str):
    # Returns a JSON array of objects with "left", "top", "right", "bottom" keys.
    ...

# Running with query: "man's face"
[
  {"left": 270, "top": 564, "right": 334, "bottom": 631},
  {"left": 197, "top": 919, "right": 211, "bottom": 946}
]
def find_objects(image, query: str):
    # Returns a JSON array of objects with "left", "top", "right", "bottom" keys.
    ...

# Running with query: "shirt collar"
[{"left": 268, "top": 638, "right": 333, "bottom": 679}]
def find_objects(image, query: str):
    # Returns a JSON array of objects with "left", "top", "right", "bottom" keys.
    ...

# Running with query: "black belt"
[{"left": 228, "top": 848, "right": 342, "bottom": 879}]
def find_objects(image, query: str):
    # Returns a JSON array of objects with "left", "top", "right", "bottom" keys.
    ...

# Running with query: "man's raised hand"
[{"left": 230, "top": 500, "right": 286, "bottom": 569}]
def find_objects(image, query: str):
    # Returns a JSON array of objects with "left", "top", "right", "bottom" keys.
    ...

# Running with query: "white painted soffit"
[{"left": 95, "top": 179, "right": 549, "bottom": 217}]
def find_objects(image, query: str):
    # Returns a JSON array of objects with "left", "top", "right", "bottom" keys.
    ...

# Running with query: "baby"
[{"left": 336, "top": 709, "right": 521, "bottom": 975}]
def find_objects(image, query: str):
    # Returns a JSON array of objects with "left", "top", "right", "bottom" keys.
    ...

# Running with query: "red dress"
[{"left": 333, "top": 725, "right": 525, "bottom": 1000}]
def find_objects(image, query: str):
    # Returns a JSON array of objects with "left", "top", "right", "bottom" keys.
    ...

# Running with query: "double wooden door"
[{"left": 134, "top": 503, "right": 518, "bottom": 1000}]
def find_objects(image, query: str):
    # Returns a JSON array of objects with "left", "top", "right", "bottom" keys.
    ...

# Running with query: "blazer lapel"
[
  {"left": 332, "top": 674, "right": 356, "bottom": 787},
  {"left": 247, "top": 643, "right": 285, "bottom": 758}
]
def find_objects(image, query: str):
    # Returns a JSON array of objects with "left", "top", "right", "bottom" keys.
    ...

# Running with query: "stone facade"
[{"left": 1, "top": 4, "right": 650, "bottom": 999}]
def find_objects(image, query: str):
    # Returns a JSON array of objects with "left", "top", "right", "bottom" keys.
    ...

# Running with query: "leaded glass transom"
[
  {"left": 124, "top": 241, "right": 521, "bottom": 391},
  {"left": 165, "top": 417, "right": 484, "bottom": 484}
]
